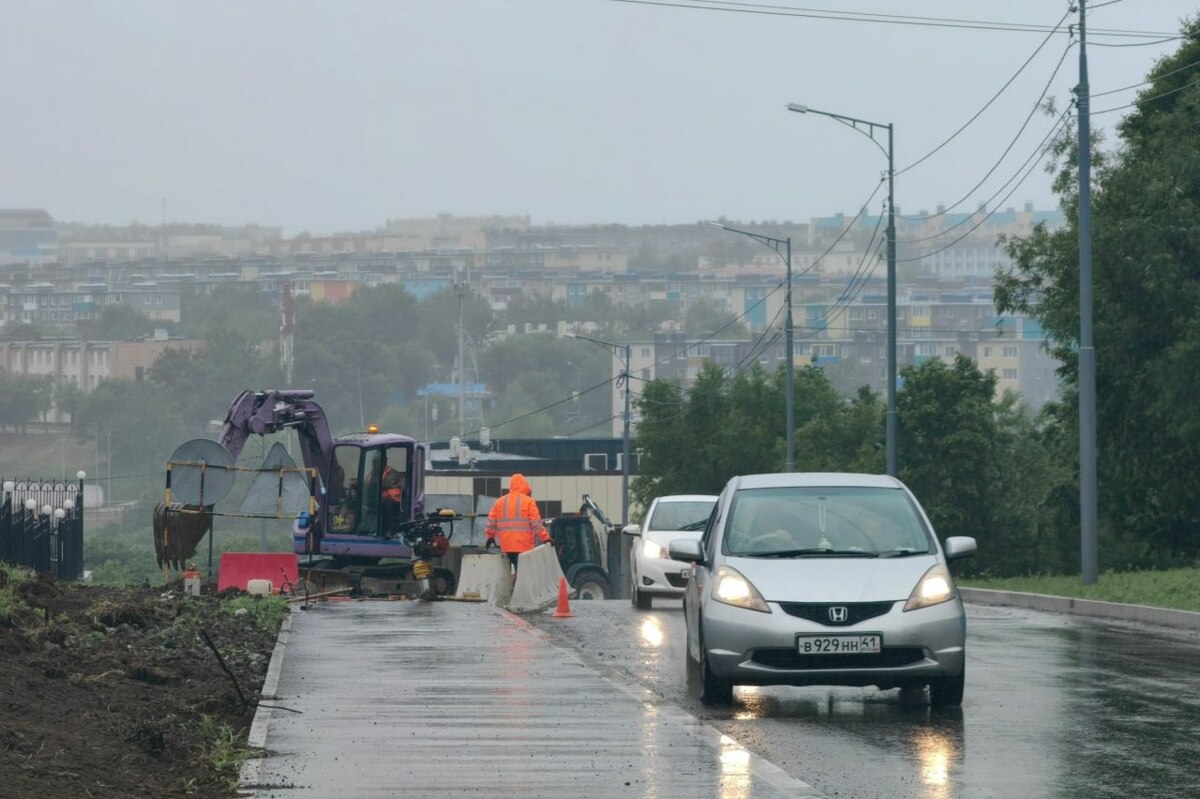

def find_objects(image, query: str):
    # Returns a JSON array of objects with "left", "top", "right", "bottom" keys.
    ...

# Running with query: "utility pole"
[
  {"left": 621, "top": 342, "right": 631, "bottom": 527},
  {"left": 457, "top": 275, "right": 467, "bottom": 436},
  {"left": 1077, "top": 0, "right": 1098, "bottom": 584},
  {"left": 885, "top": 121, "right": 897, "bottom": 477}
]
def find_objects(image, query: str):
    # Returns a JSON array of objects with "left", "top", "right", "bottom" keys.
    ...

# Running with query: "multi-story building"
[
  {"left": 0, "top": 210, "right": 57, "bottom": 268},
  {"left": 0, "top": 336, "right": 199, "bottom": 421}
]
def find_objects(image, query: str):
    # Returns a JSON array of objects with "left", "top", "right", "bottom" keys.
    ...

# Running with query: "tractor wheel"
[{"left": 572, "top": 570, "right": 611, "bottom": 600}]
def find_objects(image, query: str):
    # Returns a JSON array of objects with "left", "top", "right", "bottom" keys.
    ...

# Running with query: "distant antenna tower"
[{"left": 280, "top": 281, "right": 295, "bottom": 385}]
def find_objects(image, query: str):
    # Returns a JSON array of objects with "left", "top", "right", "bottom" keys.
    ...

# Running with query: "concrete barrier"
[
  {"left": 454, "top": 553, "right": 513, "bottom": 606},
  {"left": 962, "top": 588, "right": 1200, "bottom": 632},
  {"left": 505, "top": 543, "right": 566, "bottom": 613}
]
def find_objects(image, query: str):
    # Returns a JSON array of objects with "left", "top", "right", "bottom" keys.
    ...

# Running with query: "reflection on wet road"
[{"left": 532, "top": 600, "right": 1200, "bottom": 798}]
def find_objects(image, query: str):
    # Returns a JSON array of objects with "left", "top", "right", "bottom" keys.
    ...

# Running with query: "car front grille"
[
  {"left": 777, "top": 601, "right": 895, "bottom": 627},
  {"left": 751, "top": 647, "right": 925, "bottom": 670},
  {"left": 664, "top": 572, "right": 688, "bottom": 588}
]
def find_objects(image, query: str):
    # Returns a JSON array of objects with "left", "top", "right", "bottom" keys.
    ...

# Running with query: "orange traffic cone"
[{"left": 553, "top": 576, "right": 574, "bottom": 618}]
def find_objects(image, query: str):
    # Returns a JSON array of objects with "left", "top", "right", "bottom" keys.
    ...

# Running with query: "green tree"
[
  {"left": 77, "top": 304, "right": 157, "bottom": 341},
  {"left": 995, "top": 21, "right": 1200, "bottom": 565}
]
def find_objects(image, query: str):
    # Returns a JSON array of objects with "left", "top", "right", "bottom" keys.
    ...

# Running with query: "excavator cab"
[{"left": 295, "top": 432, "right": 426, "bottom": 562}]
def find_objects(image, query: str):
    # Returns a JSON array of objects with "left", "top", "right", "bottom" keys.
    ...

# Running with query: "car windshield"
[
  {"left": 723, "top": 486, "right": 933, "bottom": 557},
  {"left": 647, "top": 500, "right": 715, "bottom": 531}
]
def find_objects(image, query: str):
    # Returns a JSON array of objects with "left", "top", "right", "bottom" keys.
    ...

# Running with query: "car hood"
[
  {"left": 648, "top": 530, "right": 702, "bottom": 549},
  {"left": 725, "top": 554, "right": 940, "bottom": 603}
]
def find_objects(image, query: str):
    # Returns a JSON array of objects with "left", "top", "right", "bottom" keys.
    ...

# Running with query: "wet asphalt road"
[{"left": 528, "top": 598, "right": 1200, "bottom": 799}]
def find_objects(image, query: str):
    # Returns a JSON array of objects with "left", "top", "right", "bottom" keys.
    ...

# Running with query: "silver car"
[{"left": 669, "top": 472, "right": 976, "bottom": 706}]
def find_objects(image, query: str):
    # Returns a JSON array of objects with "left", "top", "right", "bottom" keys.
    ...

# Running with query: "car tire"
[
  {"left": 632, "top": 584, "right": 652, "bottom": 610},
  {"left": 691, "top": 620, "right": 733, "bottom": 706},
  {"left": 573, "top": 570, "right": 610, "bottom": 600},
  {"left": 929, "top": 668, "right": 965, "bottom": 707}
]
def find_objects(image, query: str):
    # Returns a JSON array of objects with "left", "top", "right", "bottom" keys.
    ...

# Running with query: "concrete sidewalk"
[{"left": 239, "top": 599, "right": 823, "bottom": 798}]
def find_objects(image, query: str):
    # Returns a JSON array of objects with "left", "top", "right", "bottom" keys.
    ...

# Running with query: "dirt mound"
[{"left": 0, "top": 571, "right": 284, "bottom": 799}]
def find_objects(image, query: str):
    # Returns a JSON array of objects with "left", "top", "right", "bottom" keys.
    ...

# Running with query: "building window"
[
  {"left": 944, "top": 346, "right": 956, "bottom": 357},
  {"left": 640, "top": 347, "right": 651, "bottom": 359},
  {"left": 983, "top": 346, "right": 992, "bottom": 358},
  {"left": 1002, "top": 368, "right": 1018, "bottom": 379},
  {"left": 1003, "top": 345, "right": 1018, "bottom": 358},
  {"left": 867, "top": 309, "right": 878, "bottom": 321}
]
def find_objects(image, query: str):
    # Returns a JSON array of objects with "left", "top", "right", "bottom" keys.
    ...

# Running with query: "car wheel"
[
  {"left": 573, "top": 570, "right": 610, "bottom": 600},
  {"left": 632, "top": 584, "right": 652, "bottom": 610},
  {"left": 691, "top": 620, "right": 733, "bottom": 706},
  {"left": 929, "top": 668, "right": 965, "bottom": 707}
]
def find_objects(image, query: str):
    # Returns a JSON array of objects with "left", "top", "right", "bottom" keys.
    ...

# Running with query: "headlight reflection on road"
[
  {"left": 914, "top": 727, "right": 955, "bottom": 799},
  {"left": 718, "top": 735, "right": 751, "bottom": 799},
  {"left": 640, "top": 617, "right": 664, "bottom": 648}
]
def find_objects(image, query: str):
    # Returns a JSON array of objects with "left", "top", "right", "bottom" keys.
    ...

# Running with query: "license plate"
[{"left": 796, "top": 634, "right": 882, "bottom": 655}]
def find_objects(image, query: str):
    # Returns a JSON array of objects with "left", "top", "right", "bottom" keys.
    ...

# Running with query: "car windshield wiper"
[
  {"left": 678, "top": 519, "right": 709, "bottom": 531},
  {"left": 876, "top": 548, "right": 927, "bottom": 558},
  {"left": 746, "top": 548, "right": 877, "bottom": 558}
]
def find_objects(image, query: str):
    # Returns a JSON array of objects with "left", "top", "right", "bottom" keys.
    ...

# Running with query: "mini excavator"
[{"left": 154, "top": 389, "right": 457, "bottom": 599}]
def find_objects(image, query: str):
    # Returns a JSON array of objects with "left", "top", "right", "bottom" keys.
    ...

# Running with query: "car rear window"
[
  {"left": 647, "top": 500, "right": 714, "bottom": 531},
  {"left": 724, "top": 486, "right": 933, "bottom": 556}
]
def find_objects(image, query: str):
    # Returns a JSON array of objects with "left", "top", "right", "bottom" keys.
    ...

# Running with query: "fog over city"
[{"left": 1, "top": 0, "right": 1195, "bottom": 232}]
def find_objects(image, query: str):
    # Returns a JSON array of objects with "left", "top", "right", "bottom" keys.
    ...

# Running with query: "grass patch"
[
  {"left": 960, "top": 566, "right": 1200, "bottom": 613},
  {"left": 0, "top": 564, "right": 29, "bottom": 624},
  {"left": 195, "top": 715, "right": 252, "bottom": 791},
  {"left": 220, "top": 595, "right": 288, "bottom": 632}
]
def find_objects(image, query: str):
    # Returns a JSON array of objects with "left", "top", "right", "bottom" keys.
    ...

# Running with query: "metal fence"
[{"left": 0, "top": 478, "right": 85, "bottom": 580}]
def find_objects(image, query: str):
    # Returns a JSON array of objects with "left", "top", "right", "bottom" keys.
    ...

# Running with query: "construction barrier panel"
[
  {"left": 218, "top": 552, "right": 300, "bottom": 593},
  {"left": 505, "top": 543, "right": 565, "bottom": 613},
  {"left": 454, "top": 553, "right": 513, "bottom": 605}
]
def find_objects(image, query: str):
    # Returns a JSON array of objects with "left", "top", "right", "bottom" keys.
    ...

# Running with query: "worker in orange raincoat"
[{"left": 485, "top": 473, "right": 550, "bottom": 572}]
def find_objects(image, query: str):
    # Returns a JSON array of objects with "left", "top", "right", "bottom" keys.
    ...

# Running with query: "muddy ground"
[{"left": 0, "top": 570, "right": 284, "bottom": 799}]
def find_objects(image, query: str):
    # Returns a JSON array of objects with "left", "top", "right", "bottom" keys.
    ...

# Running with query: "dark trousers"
[{"left": 507, "top": 553, "right": 521, "bottom": 573}]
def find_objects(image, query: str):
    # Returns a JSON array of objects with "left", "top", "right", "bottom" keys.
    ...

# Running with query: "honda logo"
[{"left": 828, "top": 606, "right": 849, "bottom": 623}]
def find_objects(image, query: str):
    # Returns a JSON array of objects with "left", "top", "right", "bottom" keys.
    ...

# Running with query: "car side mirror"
[
  {"left": 944, "top": 536, "right": 977, "bottom": 561},
  {"left": 622, "top": 524, "right": 641, "bottom": 537},
  {"left": 668, "top": 538, "right": 703, "bottom": 563}
]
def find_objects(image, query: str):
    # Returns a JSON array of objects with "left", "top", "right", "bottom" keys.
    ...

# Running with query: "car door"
[{"left": 685, "top": 490, "right": 724, "bottom": 661}]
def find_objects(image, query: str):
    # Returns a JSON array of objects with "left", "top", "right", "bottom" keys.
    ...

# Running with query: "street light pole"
[
  {"left": 787, "top": 103, "right": 897, "bottom": 475},
  {"left": 566, "top": 333, "right": 633, "bottom": 526},
  {"left": 705, "top": 222, "right": 794, "bottom": 472}
]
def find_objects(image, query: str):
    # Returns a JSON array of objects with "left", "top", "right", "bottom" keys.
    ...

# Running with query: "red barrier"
[{"left": 218, "top": 552, "right": 299, "bottom": 593}]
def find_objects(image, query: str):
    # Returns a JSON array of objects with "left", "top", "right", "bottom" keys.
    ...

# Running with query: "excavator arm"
[{"left": 155, "top": 390, "right": 337, "bottom": 572}]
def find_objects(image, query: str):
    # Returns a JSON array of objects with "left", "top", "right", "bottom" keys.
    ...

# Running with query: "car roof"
[
  {"left": 730, "top": 472, "right": 905, "bottom": 490},
  {"left": 651, "top": 494, "right": 719, "bottom": 504}
]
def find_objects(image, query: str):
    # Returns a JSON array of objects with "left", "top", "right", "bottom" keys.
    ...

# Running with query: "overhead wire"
[
  {"left": 605, "top": 0, "right": 1177, "bottom": 38},
  {"left": 895, "top": 111, "right": 1073, "bottom": 263},
  {"left": 1088, "top": 76, "right": 1200, "bottom": 115},
  {"left": 458, "top": 375, "right": 616, "bottom": 438},
  {"left": 899, "top": 40, "right": 1075, "bottom": 222},
  {"left": 1092, "top": 56, "right": 1200, "bottom": 97},
  {"left": 894, "top": 8, "right": 1072, "bottom": 177}
]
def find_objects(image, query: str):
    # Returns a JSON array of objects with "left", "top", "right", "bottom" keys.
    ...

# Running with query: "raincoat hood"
[{"left": 509, "top": 473, "right": 532, "bottom": 496}]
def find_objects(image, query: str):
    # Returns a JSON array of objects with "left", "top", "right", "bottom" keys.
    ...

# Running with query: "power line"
[
  {"left": 900, "top": 41, "right": 1074, "bottom": 221},
  {"left": 1089, "top": 76, "right": 1200, "bottom": 115},
  {"left": 458, "top": 376, "right": 615, "bottom": 438},
  {"left": 895, "top": 112, "right": 1072, "bottom": 263},
  {"left": 1089, "top": 35, "right": 1186, "bottom": 48},
  {"left": 895, "top": 8, "right": 1072, "bottom": 177},
  {"left": 606, "top": 0, "right": 1177, "bottom": 37},
  {"left": 1092, "top": 56, "right": 1200, "bottom": 97}
]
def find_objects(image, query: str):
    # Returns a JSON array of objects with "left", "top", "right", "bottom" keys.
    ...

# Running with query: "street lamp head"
[
  {"left": 2, "top": 480, "right": 13, "bottom": 493},
  {"left": 41, "top": 504, "right": 53, "bottom": 517},
  {"left": 25, "top": 499, "right": 37, "bottom": 512},
  {"left": 54, "top": 508, "right": 65, "bottom": 520},
  {"left": 76, "top": 470, "right": 86, "bottom": 480},
  {"left": 786, "top": 103, "right": 808, "bottom": 114}
]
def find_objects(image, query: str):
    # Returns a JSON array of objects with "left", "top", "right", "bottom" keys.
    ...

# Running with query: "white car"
[
  {"left": 670, "top": 472, "right": 976, "bottom": 706},
  {"left": 624, "top": 494, "right": 718, "bottom": 609}
]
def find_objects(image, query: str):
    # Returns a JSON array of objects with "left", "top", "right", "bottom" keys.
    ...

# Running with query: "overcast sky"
[{"left": 1, "top": 1, "right": 1195, "bottom": 234}]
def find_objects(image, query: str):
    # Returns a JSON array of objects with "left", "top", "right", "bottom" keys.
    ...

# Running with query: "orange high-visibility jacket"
[{"left": 485, "top": 473, "right": 549, "bottom": 553}]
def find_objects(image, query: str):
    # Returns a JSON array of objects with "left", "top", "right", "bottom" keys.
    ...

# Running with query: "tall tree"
[{"left": 996, "top": 21, "right": 1200, "bottom": 564}]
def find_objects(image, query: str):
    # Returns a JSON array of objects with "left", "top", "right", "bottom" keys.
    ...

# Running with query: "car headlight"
[
  {"left": 642, "top": 540, "right": 666, "bottom": 559},
  {"left": 903, "top": 564, "right": 956, "bottom": 611},
  {"left": 711, "top": 565, "right": 771, "bottom": 613}
]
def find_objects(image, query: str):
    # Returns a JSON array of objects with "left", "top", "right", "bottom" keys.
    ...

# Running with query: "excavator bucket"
[{"left": 153, "top": 502, "right": 214, "bottom": 571}]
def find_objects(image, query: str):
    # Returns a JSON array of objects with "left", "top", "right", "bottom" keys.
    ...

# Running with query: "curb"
[
  {"left": 961, "top": 587, "right": 1200, "bottom": 632},
  {"left": 237, "top": 608, "right": 295, "bottom": 795}
]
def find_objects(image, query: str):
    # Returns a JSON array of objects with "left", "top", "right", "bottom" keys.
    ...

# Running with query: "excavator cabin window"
[{"left": 327, "top": 444, "right": 411, "bottom": 537}]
